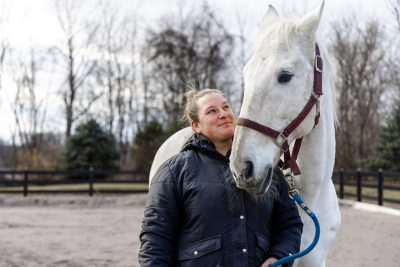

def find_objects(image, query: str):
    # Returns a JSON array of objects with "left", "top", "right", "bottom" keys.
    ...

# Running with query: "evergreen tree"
[
  {"left": 367, "top": 103, "right": 400, "bottom": 171},
  {"left": 63, "top": 119, "right": 119, "bottom": 170},
  {"left": 131, "top": 120, "right": 167, "bottom": 174}
]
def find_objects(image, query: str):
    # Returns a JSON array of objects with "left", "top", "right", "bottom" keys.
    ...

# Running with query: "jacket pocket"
[
  {"left": 254, "top": 232, "right": 270, "bottom": 265},
  {"left": 178, "top": 235, "right": 223, "bottom": 266}
]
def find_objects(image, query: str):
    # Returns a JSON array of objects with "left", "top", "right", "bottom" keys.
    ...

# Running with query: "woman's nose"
[{"left": 219, "top": 109, "right": 228, "bottom": 118}]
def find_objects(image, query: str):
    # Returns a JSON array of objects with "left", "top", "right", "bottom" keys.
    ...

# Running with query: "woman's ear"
[{"left": 191, "top": 121, "right": 201, "bottom": 133}]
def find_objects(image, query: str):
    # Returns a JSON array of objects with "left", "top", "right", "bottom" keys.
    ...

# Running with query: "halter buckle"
[
  {"left": 274, "top": 132, "right": 288, "bottom": 152},
  {"left": 315, "top": 55, "right": 323, "bottom": 73},
  {"left": 311, "top": 91, "right": 320, "bottom": 99}
]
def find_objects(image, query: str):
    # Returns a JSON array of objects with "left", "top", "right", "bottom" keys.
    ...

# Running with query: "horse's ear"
[
  {"left": 296, "top": 0, "right": 325, "bottom": 39},
  {"left": 261, "top": 4, "right": 280, "bottom": 29}
]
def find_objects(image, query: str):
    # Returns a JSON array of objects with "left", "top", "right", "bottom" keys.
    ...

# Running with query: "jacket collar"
[{"left": 182, "top": 133, "right": 231, "bottom": 159}]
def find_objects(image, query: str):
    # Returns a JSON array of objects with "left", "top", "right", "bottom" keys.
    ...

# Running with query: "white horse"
[
  {"left": 230, "top": 1, "right": 340, "bottom": 267},
  {"left": 149, "top": 1, "right": 340, "bottom": 267}
]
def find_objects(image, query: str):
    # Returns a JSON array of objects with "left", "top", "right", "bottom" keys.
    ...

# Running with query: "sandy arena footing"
[{"left": 0, "top": 194, "right": 399, "bottom": 267}]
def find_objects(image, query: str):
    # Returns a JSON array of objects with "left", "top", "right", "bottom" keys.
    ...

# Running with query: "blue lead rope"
[{"left": 269, "top": 192, "right": 320, "bottom": 267}]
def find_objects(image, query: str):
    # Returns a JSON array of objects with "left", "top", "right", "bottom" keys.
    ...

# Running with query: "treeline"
[{"left": 0, "top": 0, "right": 399, "bottom": 173}]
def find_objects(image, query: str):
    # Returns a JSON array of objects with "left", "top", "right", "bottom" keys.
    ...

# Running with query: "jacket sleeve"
[
  {"left": 266, "top": 170, "right": 303, "bottom": 267},
  {"left": 138, "top": 161, "right": 181, "bottom": 266}
]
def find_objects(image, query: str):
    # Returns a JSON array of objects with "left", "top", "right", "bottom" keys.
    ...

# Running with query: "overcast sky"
[
  {"left": 0, "top": 0, "right": 394, "bottom": 141},
  {"left": 2, "top": 0, "right": 393, "bottom": 48}
]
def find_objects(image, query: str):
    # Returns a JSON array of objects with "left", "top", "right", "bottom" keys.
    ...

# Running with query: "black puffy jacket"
[{"left": 139, "top": 133, "right": 303, "bottom": 267}]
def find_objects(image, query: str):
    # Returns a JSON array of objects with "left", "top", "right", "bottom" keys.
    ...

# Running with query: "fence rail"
[
  {"left": 332, "top": 170, "right": 400, "bottom": 207},
  {"left": 1, "top": 169, "right": 400, "bottom": 208},
  {"left": 0, "top": 169, "right": 148, "bottom": 196}
]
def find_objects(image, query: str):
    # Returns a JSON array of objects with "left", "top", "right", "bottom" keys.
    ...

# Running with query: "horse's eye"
[{"left": 278, "top": 71, "right": 294, "bottom": 84}]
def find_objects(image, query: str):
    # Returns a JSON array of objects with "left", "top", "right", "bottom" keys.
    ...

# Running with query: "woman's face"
[{"left": 192, "top": 92, "right": 236, "bottom": 145}]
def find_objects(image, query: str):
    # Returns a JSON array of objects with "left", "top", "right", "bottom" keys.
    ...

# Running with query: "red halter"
[{"left": 236, "top": 44, "right": 323, "bottom": 175}]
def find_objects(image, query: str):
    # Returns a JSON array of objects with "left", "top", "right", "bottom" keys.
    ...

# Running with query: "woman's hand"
[{"left": 261, "top": 257, "right": 281, "bottom": 267}]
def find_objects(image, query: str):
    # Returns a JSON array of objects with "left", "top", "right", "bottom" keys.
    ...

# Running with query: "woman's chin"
[{"left": 220, "top": 130, "right": 235, "bottom": 139}]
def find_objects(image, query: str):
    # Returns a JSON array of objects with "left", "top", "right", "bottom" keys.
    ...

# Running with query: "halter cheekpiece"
[{"left": 236, "top": 43, "right": 323, "bottom": 175}]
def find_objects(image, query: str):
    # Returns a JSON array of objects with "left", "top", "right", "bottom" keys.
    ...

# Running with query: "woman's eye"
[{"left": 278, "top": 71, "right": 294, "bottom": 84}]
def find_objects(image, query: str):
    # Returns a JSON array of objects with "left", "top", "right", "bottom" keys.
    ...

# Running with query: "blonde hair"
[{"left": 183, "top": 89, "right": 224, "bottom": 124}]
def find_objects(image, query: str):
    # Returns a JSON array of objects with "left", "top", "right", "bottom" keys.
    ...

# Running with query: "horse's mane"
[{"left": 319, "top": 42, "right": 339, "bottom": 127}]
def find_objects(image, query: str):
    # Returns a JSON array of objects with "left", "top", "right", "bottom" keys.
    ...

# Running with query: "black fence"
[
  {"left": 1, "top": 169, "right": 400, "bottom": 207},
  {"left": 332, "top": 170, "right": 400, "bottom": 207},
  {"left": 0, "top": 169, "right": 148, "bottom": 196}
]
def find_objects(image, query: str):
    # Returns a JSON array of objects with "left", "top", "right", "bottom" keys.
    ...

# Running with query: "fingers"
[{"left": 261, "top": 257, "right": 279, "bottom": 267}]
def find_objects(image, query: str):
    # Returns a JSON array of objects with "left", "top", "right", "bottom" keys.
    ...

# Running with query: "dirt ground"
[{"left": 0, "top": 194, "right": 399, "bottom": 267}]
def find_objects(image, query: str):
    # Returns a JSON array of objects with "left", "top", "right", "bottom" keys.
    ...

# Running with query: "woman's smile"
[{"left": 218, "top": 121, "right": 233, "bottom": 127}]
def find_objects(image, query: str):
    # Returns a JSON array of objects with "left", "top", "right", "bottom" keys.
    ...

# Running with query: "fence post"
[
  {"left": 23, "top": 170, "right": 28, "bottom": 197},
  {"left": 89, "top": 166, "right": 94, "bottom": 197},
  {"left": 356, "top": 168, "right": 362, "bottom": 202},
  {"left": 339, "top": 168, "right": 344, "bottom": 199},
  {"left": 378, "top": 169, "right": 383, "bottom": 206}
]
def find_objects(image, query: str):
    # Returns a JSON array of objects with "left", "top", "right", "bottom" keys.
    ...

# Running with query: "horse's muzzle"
[{"left": 233, "top": 164, "right": 273, "bottom": 196}]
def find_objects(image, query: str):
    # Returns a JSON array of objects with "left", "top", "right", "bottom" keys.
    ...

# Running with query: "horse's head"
[{"left": 230, "top": 1, "right": 325, "bottom": 195}]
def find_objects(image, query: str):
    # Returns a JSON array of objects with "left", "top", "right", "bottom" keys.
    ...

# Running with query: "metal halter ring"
[{"left": 284, "top": 172, "right": 299, "bottom": 196}]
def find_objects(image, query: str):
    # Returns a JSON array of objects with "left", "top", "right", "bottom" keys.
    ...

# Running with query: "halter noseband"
[{"left": 236, "top": 43, "right": 323, "bottom": 175}]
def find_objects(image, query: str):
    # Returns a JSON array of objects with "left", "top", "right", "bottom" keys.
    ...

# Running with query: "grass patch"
[{"left": 0, "top": 183, "right": 149, "bottom": 192}]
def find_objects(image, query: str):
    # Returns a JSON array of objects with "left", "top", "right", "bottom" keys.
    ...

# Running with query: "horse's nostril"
[{"left": 243, "top": 161, "right": 254, "bottom": 181}]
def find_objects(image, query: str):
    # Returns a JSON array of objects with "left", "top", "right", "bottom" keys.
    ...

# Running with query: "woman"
[{"left": 139, "top": 89, "right": 303, "bottom": 267}]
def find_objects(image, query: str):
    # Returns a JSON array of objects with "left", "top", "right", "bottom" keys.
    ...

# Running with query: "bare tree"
[
  {"left": 387, "top": 0, "right": 400, "bottom": 104},
  {"left": 94, "top": 3, "right": 140, "bottom": 165},
  {"left": 11, "top": 49, "right": 48, "bottom": 168},
  {"left": 52, "top": 0, "right": 101, "bottom": 139},
  {"left": 139, "top": 44, "right": 152, "bottom": 128},
  {"left": 330, "top": 18, "right": 390, "bottom": 169},
  {"left": 145, "top": 2, "right": 235, "bottom": 126},
  {"left": 0, "top": 0, "right": 11, "bottom": 92},
  {"left": 389, "top": 0, "right": 400, "bottom": 32}
]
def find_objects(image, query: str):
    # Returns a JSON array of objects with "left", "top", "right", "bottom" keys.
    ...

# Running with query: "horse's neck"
[{"left": 297, "top": 84, "right": 336, "bottom": 203}]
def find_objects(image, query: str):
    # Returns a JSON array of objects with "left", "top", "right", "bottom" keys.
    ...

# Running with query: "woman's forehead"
[{"left": 197, "top": 93, "right": 227, "bottom": 109}]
